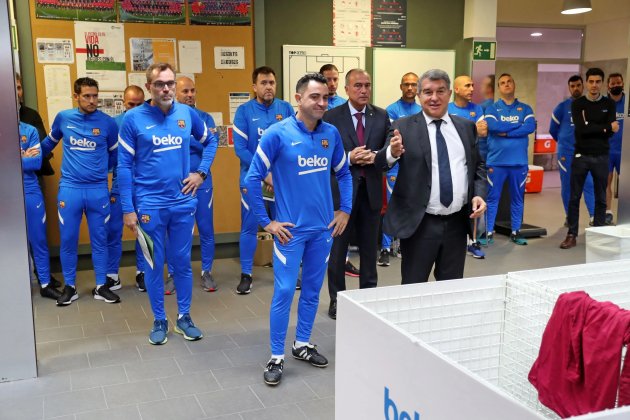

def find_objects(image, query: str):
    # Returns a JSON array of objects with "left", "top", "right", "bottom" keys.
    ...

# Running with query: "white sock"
[
  {"left": 96, "top": 284, "right": 102, "bottom": 290},
  {"left": 107, "top": 274, "right": 118, "bottom": 280},
  {"left": 271, "top": 354, "right": 285, "bottom": 361},
  {"left": 294, "top": 340, "right": 309, "bottom": 348},
  {"left": 136, "top": 270, "right": 142, "bottom": 275},
  {"left": 607, "top": 210, "right": 613, "bottom": 214},
  {"left": 178, "top": 313, "right": 184, "bottom": 320},
  {"left": 382, "top": 248, "right": 390, "bottom": 252},
  {"left": 512, "top": 231, "right": 517, "bottom": 235},
  {"left": 41, "top": 283, "right": 49, "bottom": 288}
]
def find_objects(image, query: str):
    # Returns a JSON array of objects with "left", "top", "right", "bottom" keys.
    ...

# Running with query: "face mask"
[{"left": 610, "top": 86, "right": 624, "bottom": 96}]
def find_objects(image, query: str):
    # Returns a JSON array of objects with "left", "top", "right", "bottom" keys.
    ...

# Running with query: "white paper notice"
[
  {"left": 127, "top": 72, "right": 149, "bottom": 98},
  {"left": 229, "top": 92, "right": 250, "bottom": 124},
  {"left": 43, "top": 65, "right": 71, "bottom": 98},
  {"left": 333, "top": 0, "right": 372, "bottom": 47},
  {"left": 36, "top": 38, "right": 74, "bottom": 64},
  {"left": 179, "top": 40, "right": 202, "bottom": 74},
  {"left": 46, "top": 96, "right": 73, "bottom": 127},
  {"left": 209, "top": 112, "right": 223, "bottom": 126},
  {"left": 74, "top": 22, "right": 126, "bottom": 91},
  {"left": 214, "top": 46, "right": 245, "bottom": 69},
  {"left": 98, "top": 92, "right": 125, "bottom": 118}
]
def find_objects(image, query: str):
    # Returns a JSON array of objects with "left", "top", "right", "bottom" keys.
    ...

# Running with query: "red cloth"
[{"left": 529, "top": 291, "right": 630, "bottom": 418}]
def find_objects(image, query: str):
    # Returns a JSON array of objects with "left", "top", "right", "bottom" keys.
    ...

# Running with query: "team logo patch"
[
  {"left": 276, "top": 114, "right": 283, "bottom": 121},
  {"left": 517, "top": 107, "right": 523, "bottom": 111},
  {"left": 110, "top": 196, "right": 116, "bottom": 204},
  {"left": 561, "top": 156, "right": 566, "bottom": 161},
  {"left": 20, "top": 135, "right": 27, "bottom": 143},
  {"left": 321, "top": 139, "right": 329, "bottom": 149},
  {"left": 488, "top": 167, "right": 494, "bottom": 174},
  {"left": 470, "top": 112, "right": 476, "bottom": 118},
  {"left": 141, "top": 214, "right": 151, "bottom": 223},
  {"left": 92, "top": 128, "right": 100, "bottom": 136},
  {"left": 59, "top": 201, "right": 65, "bottom": 208},
  {"left": 389, "top": 175, "right": 396, "bottom": 182},
  {"left": 178, "top": 120, "right": 186, "bottom": 128}
]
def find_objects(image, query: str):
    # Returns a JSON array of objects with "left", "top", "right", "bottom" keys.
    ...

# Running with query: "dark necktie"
[
  {"left": 354, "top": 112, "right": 365, "bottom": 146},
  {"left": 434, "top": 119, "right": 453, "bottom": 208}
]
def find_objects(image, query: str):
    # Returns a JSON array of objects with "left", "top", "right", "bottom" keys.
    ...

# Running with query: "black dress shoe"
[{"left": 328, "top": 299, "right": 337, "bottom": 320}]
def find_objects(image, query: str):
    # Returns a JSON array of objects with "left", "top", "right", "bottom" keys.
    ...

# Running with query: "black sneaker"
[
  {"left": 606, "top": 213, "right": 614, "bottom": 225},
  {"left": 263, "top": 358, "right": 284, "bottom": 386},
  {"left": 292, "top": 342, "right": 328, "bottom": 367},
  {"left": 49, "top": 275, "right": 62, "bottom": 289},
  {"left": 92, "top": 285, "right": 121, "bottom": 304},
  {"left": 296, "top": 277, "right": 302, "bottom": 290},
  {"left": 237, "top": 273, "right": 252, "bottom": 294},
  {"left": 328, "top": 299, "right": 337, "bottom": 320},
  {"left": 377, "top": 249, "right": 390, "bottom": 266},
  {"left": 56, "top": 285, "right": 78, "bottom": 306},
  {"left": 136, "top": 272, "right": 146, "bottom": 292},
  {"left": 40, "top": 285, "right": 62, "bottom": 300},
  {"left": 104, "top": 276, "right": 122, "bottom": 291},
  {"left": 344, "top": 260, "right": 360, "bottom": 277}
]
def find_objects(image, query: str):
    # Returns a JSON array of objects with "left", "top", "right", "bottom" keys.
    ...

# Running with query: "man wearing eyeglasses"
[
  {"left": 323, "top": 68, "right": 391, "bottom": 320},
  {"left": 380, "top": 69, "right": 487, "bottom": 284},
  {"left": 118, "top": 63, "right": 214, "bottom": 345}
]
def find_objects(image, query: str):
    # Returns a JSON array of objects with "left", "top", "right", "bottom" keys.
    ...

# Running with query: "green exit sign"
[{"left": 473, "top": 41, "right": 496, "bottom": 60}]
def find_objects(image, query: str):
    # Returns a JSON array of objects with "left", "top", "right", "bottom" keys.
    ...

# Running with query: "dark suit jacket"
[
  {"left": 380, "top": 112, "right": 487, "bottom": 239},
  {"left": 20, "top": 104, "right": 55, "bottom": 176},
  {"left": 323, "top": 102, "right": 390, "bottom": 211}
]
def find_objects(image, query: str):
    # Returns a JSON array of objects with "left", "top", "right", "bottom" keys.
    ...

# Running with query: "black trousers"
[
  {"left": 327, "top": 181, "right": 380, "bottom": 300},
  {"left": 568, "top": 154, "right": 608, "bottom": 236},
  {"left": 400, "top": 209, "right": 468, "bottom": 284}
]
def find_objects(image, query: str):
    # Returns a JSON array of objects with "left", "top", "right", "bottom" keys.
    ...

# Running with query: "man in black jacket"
[{"left": 560, "top": 68, "right": 618, "bottom": 249}]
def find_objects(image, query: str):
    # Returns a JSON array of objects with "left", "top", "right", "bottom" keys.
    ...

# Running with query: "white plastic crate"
[{"left": 586, "top": 226, "right": 630, "bottom": 263}]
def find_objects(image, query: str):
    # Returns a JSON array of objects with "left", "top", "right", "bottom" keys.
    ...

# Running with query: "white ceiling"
[{"left": 497, "top": 0, "right": 630, "bottom": 26}]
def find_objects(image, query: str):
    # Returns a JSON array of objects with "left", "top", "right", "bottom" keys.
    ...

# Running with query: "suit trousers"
[
  {"left": 400, "top": 209, "right": 468, "bottom": 284},
  {"left": 328, "top": 180, "right": 379, "bottom": 300}
]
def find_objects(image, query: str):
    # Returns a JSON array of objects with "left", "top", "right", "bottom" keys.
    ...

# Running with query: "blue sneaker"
[
  {"left": 478, "top": 231, "right": 494, "bottom": 246},
  {"left": 175, "top": 314, "right": 203, "bottom": 341},
  {"left": 467, "top": 242, "right": 485, "bottom": 259},
  {"left": 149, "top": 319, "right": 168, "bottom": 345},
  {"left": 510, "top": 231, "right": 528, "bottom": 246}
]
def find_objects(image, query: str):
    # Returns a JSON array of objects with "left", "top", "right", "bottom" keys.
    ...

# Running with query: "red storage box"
[
  {"left": 525, "top": 165, "right": 544, "bottom": 193},
  {"left": 534, "top": 135, "right": 557, "bottom": 153}
]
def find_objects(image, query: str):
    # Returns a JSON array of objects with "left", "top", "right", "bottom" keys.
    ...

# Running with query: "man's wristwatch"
[{"left": 195, "top": 170, "right": 207, "bottom": 180}]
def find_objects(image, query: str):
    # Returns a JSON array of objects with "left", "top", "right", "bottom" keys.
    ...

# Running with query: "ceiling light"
[
  {"left": 531, "top": 32, "right": 543, "bottom": 37},
  {"left": 561, "top": 0, "right": 592, "bottom": 15}
]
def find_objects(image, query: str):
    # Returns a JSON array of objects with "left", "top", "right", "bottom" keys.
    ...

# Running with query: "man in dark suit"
[
  {"left": 323, "top": 69, "right": 391, "bottom": 319},
  {"left": 380, "top": 69, "right": 487, "bottom": 284}
]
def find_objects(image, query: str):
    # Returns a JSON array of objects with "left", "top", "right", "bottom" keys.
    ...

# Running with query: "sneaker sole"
[
  {"left": 136, "top": 284, "right": 146, "bottom": 292},
  {"left": 264, "top": 378, "right": 281, "bottom": 386},
  {"left": 467, "top": 252, "right": 485, "bottom": 259},
  {"left": 108, "top": 283, "right": 122, "bottom": 291},
  {"left": 148, "top": 336, "right": 168, "bottom": 345},
  {"left": 202, "top": 285, "right": 218, "bottom": 292},
  {"left": 174, "top": 325, "right": 203, "bottom": 341},
  {"left": 165, "top": 291, "right": 176, "bottom": 295},
  {"left": 93, "top": 294, "right": 120, "bottom": 304},
  {"left": 344, "top": 272, "right": 359, "bottom": 277},
  {"left": 236, "top": 285, "right": 252, "bottom": 294},
  {"left": 56, "top": 293, "right": 78, "bottom": 306},
  {"left": 377, "top": 262, "right": 390, "bottom": 266},
  {"left": 292, "top": 355, "right": 328, "bottom": 368}
]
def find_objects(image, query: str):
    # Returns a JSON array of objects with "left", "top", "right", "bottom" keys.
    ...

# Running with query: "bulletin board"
[
  {"left": 28, "top": 0, "right": 253, "bottom": 247},
  {"left": 372, "top": 48, "right": 456, "bottom": 109}
]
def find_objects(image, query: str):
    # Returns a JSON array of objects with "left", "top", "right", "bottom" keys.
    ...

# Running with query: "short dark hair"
[
  {"left": 585, "top": 67, "right": 605, "bottom": 81},
  {"left": 73, "top": 77, "right": 99, "bottom": 94},
  {"left": 345, "top": 68, "right": 368, "bottom": 86},
  {"left": 123, "top": 85, "right": 145, "bottom": 97},
  {"left": 319, "top": 64, "right": 338, "bottom": 74},
  {"left": 252, "top": 66, "right": 275, "bottom": 83},
  {"left": 296, "top": 72, "right": 327, "bottom": 94},
  {"left": 146, "top": 62, "right": 175, "bottom": 83},
  {"left": 419, "top": 69, "right": 451, "bottom": 90},
  {"left": 608, "top": 72, "right": 624, "bottom": 83},
  {"left": 485, "top": 74, "right": 495, "bottom": 92},
  {"left": 498, "top": 73, "right": 512, "bottom": 85},
  {"left": 568, "top": 74, "right": 583, "bottom": 84}
]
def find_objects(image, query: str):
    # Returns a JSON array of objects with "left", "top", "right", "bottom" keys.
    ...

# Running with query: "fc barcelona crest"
[
  {"left": 275, "top": 114, "right": 283, "bottom": 121},
  {"left": 517, "top": 107, "right": 523, "bottom": 111},
  {"left": 321, "top": 139, "right": 329, "bottom": 149},
  {"left": 178, "top": 120, "right": 186, "bottom": 128},
  {"left": 470, "top": 112, "right": 476, "bottom": 118},
  {"left": 141, "top": 214, "right": 151, "bottom": 223},
  {"left": 389, "top": 175, "right": 396, "bottom": 182},
  {"left": 110, "top": 196, "right": 117, "bottom": 204},
  {"left": 59, "top": 201, "right": 65, "bottom": 208},
  {"left": 20, "top": 135, "right": 27, "bottom": 143},
  {"left": 92, "top": 128, "right": 100, "bottom": 136}
]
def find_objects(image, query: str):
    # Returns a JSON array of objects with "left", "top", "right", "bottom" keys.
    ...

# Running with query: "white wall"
[{"left": 583, "top": 17, "right": 630, "bottom": 62}]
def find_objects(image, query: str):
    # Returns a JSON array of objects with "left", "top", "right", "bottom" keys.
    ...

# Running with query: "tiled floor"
[{"left": 0, "top": 171, "right": 600, "bottom": 419}]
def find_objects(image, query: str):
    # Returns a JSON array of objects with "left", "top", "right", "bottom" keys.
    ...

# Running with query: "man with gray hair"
[{"left": 378, "top": 69, "right": 487, "bottom": 283}]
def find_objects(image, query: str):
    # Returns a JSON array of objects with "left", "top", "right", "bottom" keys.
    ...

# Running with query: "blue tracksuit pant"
[
  {"left": 107, "top": 193, "right": 145, "bottom": 275},
  {"left": 25, "top": 189, "right": 51, "bottom": 285},
  {"left": 382, "top": 172, "right": 396, "bottom": 250},
  {"left": 486, "top": 165, "right": 528, "bottom": 233}
]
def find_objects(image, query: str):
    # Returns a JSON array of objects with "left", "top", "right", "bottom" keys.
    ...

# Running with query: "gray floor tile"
[
  {"left": 58, "top": 336, "right": 110, "bottom": 356},
  {"left": 70, "top": 365, "right": 128, "bottom": 390},
  {"left": 83, "top": 320, "right": 130, "bottom": 337},
  {"left": 38, "top": 353, "right": 90, "bottom": 375},
  {"left": 211, "top": 364, "right": 264, "bottom": 389},
  {"left": 195, "top": 319, "right": 247, "bottom": 336},
  {"left": 138, "top": 395, "right": 205, "bottom": 420},
  {"left": 88, "top": 347, "right": 141, "bottom": 368},
  {"left": 222, "top": 344, "right": 269, "bottom": 367},
  {"left": 185, "top": 334, "right": 238, "bottom": 354},
  {"left": 200, "top": 415, "right": 241, "bottom": 420},
  {"left": 126, "top": 316, "right": 153, "bottom": 332},
  {"left": 0, "top": 395, "right": 43, "bottom": 420},
  {"left": 303, "top": 374, "right": 334, "bottom": 399},
  {"left": 175, "top": 350, "right": 232, "bottom": 374},
  {"left": 240, "top": 403, "right": 308, "bottom": 420},
  {"left": 250, "top": 380, "right": 317, "bottom": 407},
  {"left": 228, "top": 330, "right": 269, "bottom": 347},
  {"left": 106, "top": 332, "right": 148, "bottom": 350},
  {"left": 159, "top": 371, "right": 220, "bottom": 398},
  {"left": 36, "top": 342, "right": 61, "bottom": 360},
  {"left": 137, "top": 339, "right": 192, "bottom": 361},
  {"left": 101, "top": 307, "right": 146, "bottom": 323},
  {"left": 0, "top": 372, "right": 71, "bottom": 402},
  {"left": 35, "top": 325, "right": 84, "bottom": 343},
  {"left": 74, "top": 405, "right": 141, "bottom": 420},
  {"left": 58, "top": 310, "right": 103, "bottom": 327},
  {"left": 296, "top": 397, "right": 335, "bottom": 420},
  {"left": 124, "top": 357, "right": 182, "bottom": 382},
  {"left": 103, "top": 378, "right": 165, "bottom": 407},
  {"left": 43, "top": 387, "right": 106, "bottom": 418},
  {"left": 34, "top": 315, "right": 61, "bottom": 330},
  {"left": 196, "top": 387, "right": 263, "bottom": 417},
  {"left": 36, "top": 302, "right": 78, "bottom": 318}
]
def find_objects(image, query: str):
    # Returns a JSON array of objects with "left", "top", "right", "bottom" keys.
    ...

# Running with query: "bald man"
[
  {"left": 108, "top": 85, "right": 146, "bottom": 292},
  {"left": 167, "top": 76, "right": 219, "bottom": 292},
  {"left": 448, "top": 75, "right": 488, "bottom": 259}
]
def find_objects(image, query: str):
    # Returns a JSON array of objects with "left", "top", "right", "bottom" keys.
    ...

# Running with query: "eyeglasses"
[{"left": 151, "top": 80, "right": 176, "bottom": 90}]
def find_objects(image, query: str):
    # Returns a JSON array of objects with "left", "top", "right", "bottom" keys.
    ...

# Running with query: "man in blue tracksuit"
[
  {"left": 244, "top": 73, "right": 352, "bottom": 386},
  {"left": 483, "top": 73, "right": 536, "bottom": 245},
  {"left": 166, "top": 76, "right": 219, "bottom": 292},
  {"left": 448, "top": 75, "right": 488, "bottom": 259},
  {"left": 549, "top": 75, "right": 595, "bottom": 226},
  {"left": 20, "top": 122, "right": 62, "bottom": 301},
  {"left": 606, "top": 73, "right": 625, "bottom": 225},
  {"left": 379, "top": 72, "right": 421, "bottom": 267},
  {"left": 109, "top": 85, "right": 146, "bottom": 292},
  {"left": 233, "top": 66, "right": 294, "bottom": 295},
  {"left": 37, "top": 77, "right": 120, "bottom": 306},
  {"left": 118, "top": 63, "right": 212, "bottom": 345},
  {"left": 320, "top": 63, "right": 346, "bottom": 110}
]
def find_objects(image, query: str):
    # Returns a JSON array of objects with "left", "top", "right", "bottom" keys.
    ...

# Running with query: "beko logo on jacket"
[
  {"left": 69, "top": 136, "right": 96, "bottom": 150},
  {"left": 298, "top": 154, "right": 328, "bottom": 175},
  {"left": 500, "top": 115, "right": 520, "bottom": 122},
  {"left": 152, "top": 134, "right": 183, "bottom": 152}
]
